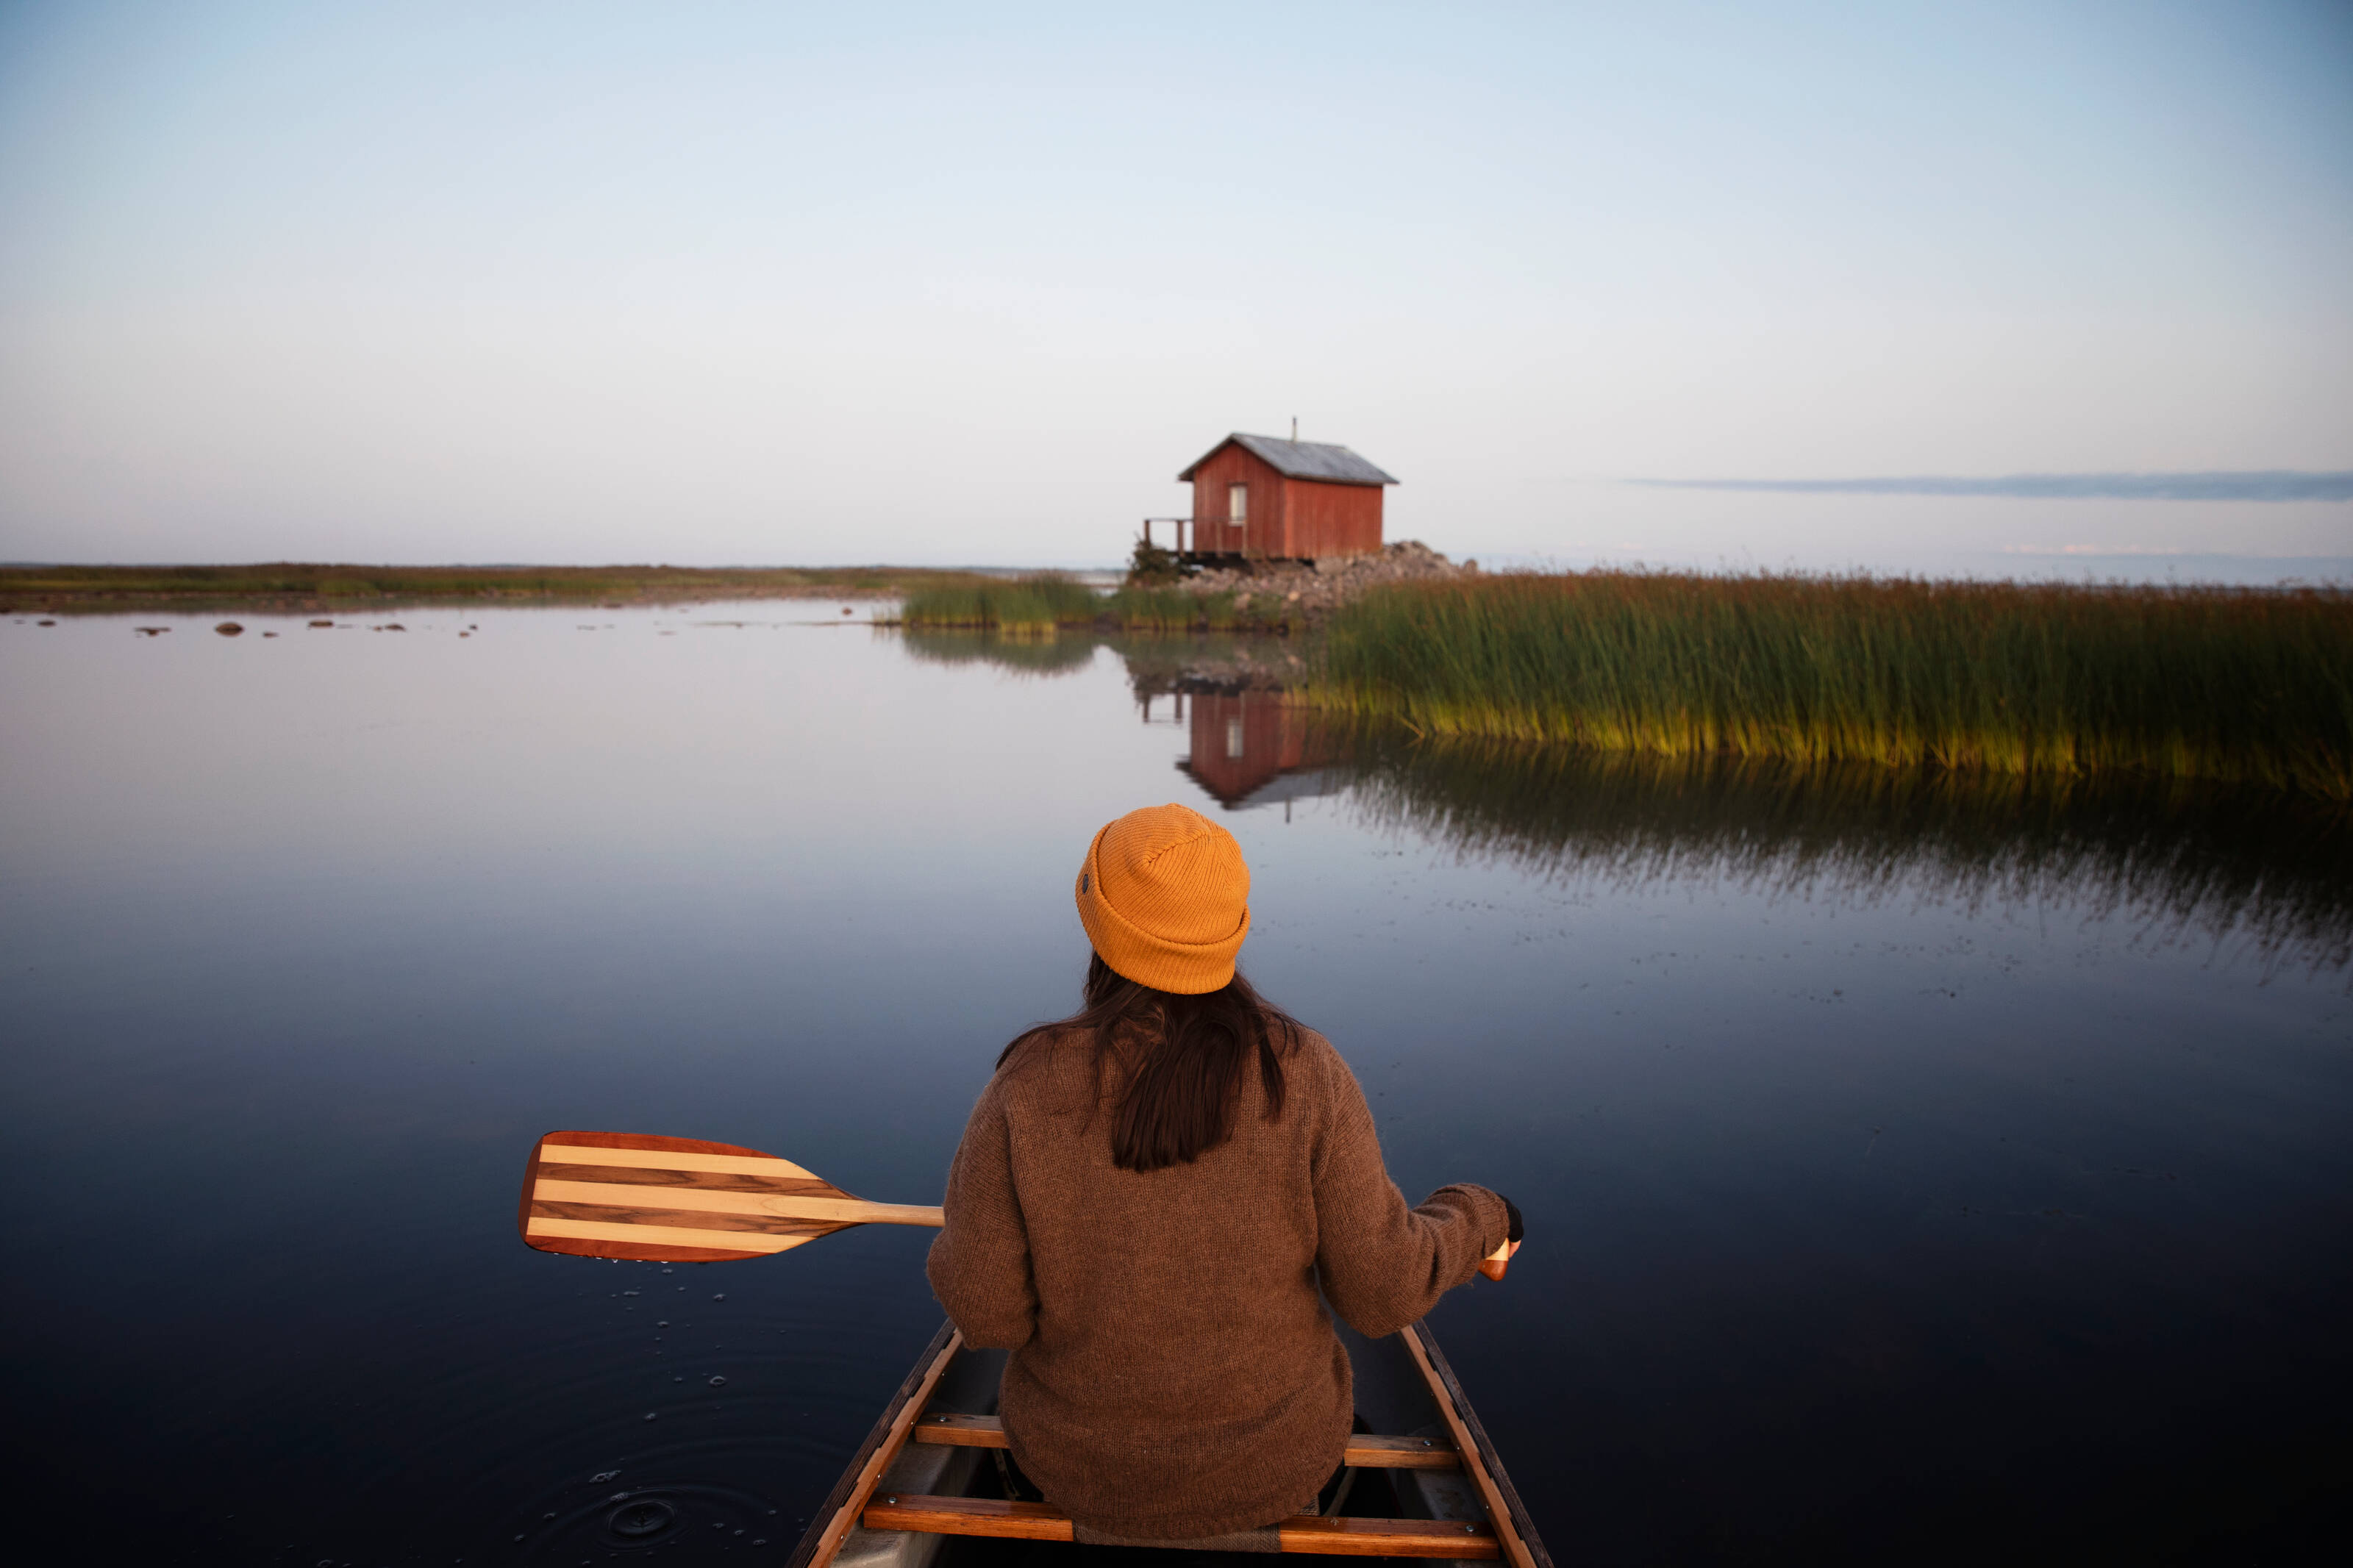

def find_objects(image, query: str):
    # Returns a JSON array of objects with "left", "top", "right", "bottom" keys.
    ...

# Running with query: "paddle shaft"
[{"left": 521, "top": 1131, "right": 1513, "bottom": 1270}]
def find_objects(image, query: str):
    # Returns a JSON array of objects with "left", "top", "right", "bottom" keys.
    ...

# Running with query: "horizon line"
[{"left": 1629, "top": 470, "right": 2353, "bottom": 503}]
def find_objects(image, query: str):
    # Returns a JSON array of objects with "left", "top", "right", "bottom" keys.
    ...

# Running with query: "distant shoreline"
[{"left": 0, "top": 562, "right": 1006, "bottom": 612}]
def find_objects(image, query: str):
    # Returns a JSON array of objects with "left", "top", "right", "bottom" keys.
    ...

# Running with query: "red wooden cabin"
[{"left": 1151, "top": 433, "right": 1398, "bottom": 565}]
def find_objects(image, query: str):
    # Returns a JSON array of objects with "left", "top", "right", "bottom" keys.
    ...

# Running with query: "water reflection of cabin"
[
  {"left": 1169, "top": 687, "right": 1341, "bottom": 812},
  {"left": 1144, "top": 433, "right": 1399, "bottom": 566}
]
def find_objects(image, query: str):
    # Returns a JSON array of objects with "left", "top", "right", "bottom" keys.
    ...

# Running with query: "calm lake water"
[{"left": 4, "top": 604, "right": 2348, "bottom": 1564}]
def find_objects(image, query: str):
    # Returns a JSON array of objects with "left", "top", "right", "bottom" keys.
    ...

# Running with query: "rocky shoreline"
[{"left": 1157, "top": 540, "right": 1476, "bottom": 626}]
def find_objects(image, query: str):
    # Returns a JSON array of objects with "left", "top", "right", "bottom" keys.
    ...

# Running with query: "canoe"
[{"left": 787, "top": 1317, "right": 1552, "bottom": 1568}]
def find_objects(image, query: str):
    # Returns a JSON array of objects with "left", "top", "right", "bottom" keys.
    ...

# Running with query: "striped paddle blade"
[{"left": 518, "top": 1131, "right": 942, "bottom": 1263}]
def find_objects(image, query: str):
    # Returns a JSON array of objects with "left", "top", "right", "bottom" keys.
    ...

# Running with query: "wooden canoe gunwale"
[
  {"left": 785, "top": 1321, "right": 965, "bottom": 1568},
  {"left": 1405, "top": 1321, "right": 1551, "bottom": 1568},
  {"left": 790, "top": 1318, "right": 1552, "bottom": 1568}
]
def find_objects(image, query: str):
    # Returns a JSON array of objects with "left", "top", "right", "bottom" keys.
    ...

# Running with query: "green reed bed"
[
  {"left": 898, "top": 573, "right": 1102, "bottom": 633},
  {"left": 1102, "top": 586, "right": 1251, "bottom": 631},
  {"left": 899, "top": 578, "right": 1264, "bottom": 633},
  {"left": 1310, "top": 572, "right": 2353, "bottom": 799}
]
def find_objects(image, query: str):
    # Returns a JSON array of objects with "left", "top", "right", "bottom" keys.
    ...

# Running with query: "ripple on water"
[{"left": 510, "top": 1478, "right": 781, "bottom": 1561}]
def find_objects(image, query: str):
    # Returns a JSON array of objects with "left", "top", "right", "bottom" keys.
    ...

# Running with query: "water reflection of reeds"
[
  {"left": 1329, "top": 724, "right": 2353, "bottom": 976},
  {"left": 894, "top": 628, "right": 1310, "bottom": 690},
  {"left": 896, "top": 626, "right": 1104, "bottom": 675},
  {"left": 896, "top": 576, "right": 1287, "bottom": 633}
]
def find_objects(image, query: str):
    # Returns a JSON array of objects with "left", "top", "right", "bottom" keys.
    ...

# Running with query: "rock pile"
[{"left": 1157, "top": 540, "right": 1477, "bottom": 624}]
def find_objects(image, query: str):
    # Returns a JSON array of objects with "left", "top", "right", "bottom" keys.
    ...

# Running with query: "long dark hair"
[{"left": 999, "top": 953, "right": 1303, "bottom": 1173}]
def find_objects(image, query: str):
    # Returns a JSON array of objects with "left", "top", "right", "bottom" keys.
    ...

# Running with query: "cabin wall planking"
[
  {"left": 1281, "top": 478, "right": 1382, "bottom": 559},
  {"left": 1188, "top": 444, "right": 1285, "bottom": 558},
  {"left": 1188, "top": 445, "right": 1383, "bottom": 560}
]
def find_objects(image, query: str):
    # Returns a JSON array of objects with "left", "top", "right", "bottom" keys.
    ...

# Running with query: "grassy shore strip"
[
  {"left": 898, "top": 573, "right": 1104, "bottom": 631},
  {"left": 1307, "top": 572, "right": 2353, "bottom": 800},
  {"left": 896, "top": 574, "right": 1293, "bottom": 633},
  {"left": 0, "top": 562, "right": 998, "bottom": 607}
]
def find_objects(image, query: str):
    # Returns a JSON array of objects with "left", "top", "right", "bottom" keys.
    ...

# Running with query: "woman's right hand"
[{"left": 1477, "top": 1196, "right": 1524, "bottom": 1281}]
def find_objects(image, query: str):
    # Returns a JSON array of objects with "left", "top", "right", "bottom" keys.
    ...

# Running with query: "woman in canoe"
[{"left": 926, "top": 801, "right": 1523, "bottom": 1544}]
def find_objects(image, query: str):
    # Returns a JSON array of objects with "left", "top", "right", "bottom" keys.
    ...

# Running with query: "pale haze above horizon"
[{"left": 2, "top": 1, "right": 2349, "bottom": 579}]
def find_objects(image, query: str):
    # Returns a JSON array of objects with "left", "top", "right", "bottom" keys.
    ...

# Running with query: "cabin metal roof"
[{"left": 1178, "top": 434, "right": 1399, "bottom": 487}]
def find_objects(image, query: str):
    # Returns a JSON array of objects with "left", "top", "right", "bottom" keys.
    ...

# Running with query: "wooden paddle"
[
  {"left": 517, "top": 1128, "right": 1518, "bottom": 1277},
  {"left": 518, "top": 1131, "right": 943, "bottom": 1263}
]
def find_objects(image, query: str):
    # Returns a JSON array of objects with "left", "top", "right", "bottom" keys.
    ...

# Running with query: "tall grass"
[
  {"left": 899, "top": 576, "right": 1271, "bottom": 633},
  {"left": 1102, "top": 586, "right": 1249, "bottom": 631},
  {"left": 1310, "top": 572, "right": 2353, "bottom": 800},
  {"left": 899, "top": 573, "right": 1103, "bottom": 633}
]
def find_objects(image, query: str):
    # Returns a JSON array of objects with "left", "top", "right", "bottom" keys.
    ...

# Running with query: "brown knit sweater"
[{"left": 925, "top": 1025, "right": 1508, "bottom": 1539}]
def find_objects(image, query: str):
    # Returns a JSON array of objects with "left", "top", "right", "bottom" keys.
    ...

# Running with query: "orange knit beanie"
[{"left": 1075, "top": 803, "right": 1252, "bottom": 995}]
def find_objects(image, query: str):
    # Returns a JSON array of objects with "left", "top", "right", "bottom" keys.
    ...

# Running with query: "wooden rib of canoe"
[{"left": 787, "top": 1318, "right": 1552, "bottom": 1568}]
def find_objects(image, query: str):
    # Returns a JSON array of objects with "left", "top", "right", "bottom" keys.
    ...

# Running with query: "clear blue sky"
[{"left": 2, "top": 1, "right": 2348, "bottom": 573}]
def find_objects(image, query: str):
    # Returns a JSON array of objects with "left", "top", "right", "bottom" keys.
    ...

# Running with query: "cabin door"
[{"left": 1227, "top": 482, "right": 1248, "bottom": 554}]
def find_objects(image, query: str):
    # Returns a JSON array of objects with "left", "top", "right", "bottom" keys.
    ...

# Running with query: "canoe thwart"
[
  {"left": 863, "top": 1494, "right": 1072, "bottom": 1542},
  {"left": 1277, "top": 1516, "right": 1501, "bottom": 1558},
  {"left": 1340, "top": 1433, "right": 1464, "bottom": 1470},
  {"left": 907, "top": 1412, "right": 1460, "bottom": 1470},
  {"left": 908, "top": 1412, "right": 1015, "bottom": 1448},
  {"left": 860, "top": 1494, "right": 1500, "bottom": 1558}
]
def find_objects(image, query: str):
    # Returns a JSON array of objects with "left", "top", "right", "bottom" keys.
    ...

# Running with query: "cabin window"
[
  {"left": 1228, "top": 483, "right": 1248, "bottom": 526},
  {"left": 1226, "top": 717, "right": 1246, "bottom": 759}
]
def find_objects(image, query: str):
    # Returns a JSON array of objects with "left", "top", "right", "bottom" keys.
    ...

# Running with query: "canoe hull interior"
[{"left": 802, "top": 1317, "right": 1543, "bottom": 1568}]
